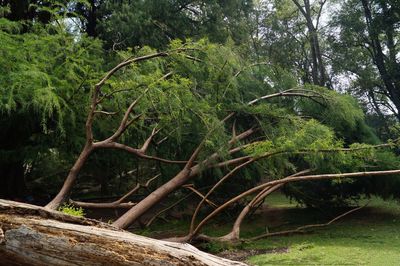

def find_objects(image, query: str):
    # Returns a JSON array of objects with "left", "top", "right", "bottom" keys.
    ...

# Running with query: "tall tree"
[
  {"left": 291, "top": 0, "right": 328, "bottom": 86},
  {"left": 257, "top": 0, "right": 329, "bottom": 86},
  {"left": 331, "top": 0, "right": 400, "bottom": 120}
]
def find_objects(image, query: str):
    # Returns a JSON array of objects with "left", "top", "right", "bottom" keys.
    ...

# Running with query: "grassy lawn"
[
  {"left": 244, "top": 194, "right": 400, "bottom": 266},
  {"left": 139, "top": 192, "right": 400, "bottom": 265}
]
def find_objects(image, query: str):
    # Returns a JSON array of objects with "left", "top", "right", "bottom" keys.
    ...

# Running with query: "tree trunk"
[
  {"left": 292, "top": 0, "right": 326, "bottom": 87},
  {"left": 45, "top": 144, "right": 93, "bottom": 210},
  {"left": 85, "top": 0, "right": 98, "bottom": 37},
  {"left": 361, "top": 0, "right": 400, "bottom": 119},
  {"left": 0, "top": 199, "right": 246, "bottom": 266},
  {"left": 112, "top": 168, "right": 194, "bottom": 229}
]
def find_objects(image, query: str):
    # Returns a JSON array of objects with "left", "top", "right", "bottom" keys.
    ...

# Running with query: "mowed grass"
[{"left": 245, "top": 194, "right": 400, "bottom": 266}]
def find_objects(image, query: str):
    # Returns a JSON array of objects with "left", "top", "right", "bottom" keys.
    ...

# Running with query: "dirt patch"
[{"left": 217, "top": 247, "right": 289, "bottom": 261}]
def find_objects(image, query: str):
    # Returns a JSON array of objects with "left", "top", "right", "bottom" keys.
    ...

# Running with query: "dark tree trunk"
[
  {"left": 86, "top": 0, "right": 98, "bottom": 37},
  {"left": 361, "top": 0, "right": 400, "bottom": 119},
  {"left": 292, "top": 0, "right": 327, "bottom": 87},
  {"left": 8, "top": 0, "right": 30, "bottom": 21}
]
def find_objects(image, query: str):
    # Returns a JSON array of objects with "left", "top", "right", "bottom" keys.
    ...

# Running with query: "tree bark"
[
  {"left": 112, "top": 168, "right": 194, "bottom": 229},
  {"left": 0, "top": 200, "right": 246, "bottom": 266},
  {"left": 45, "top": 144, "right": 93, "bottom": 210},
  {"left": 292, "top": 0, "right": 327, "bottom": 87}
]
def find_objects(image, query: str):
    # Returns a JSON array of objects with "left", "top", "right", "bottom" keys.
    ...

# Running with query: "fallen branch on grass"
[{"left": 247, "top": 202, "right": 369, "bottom": 241}]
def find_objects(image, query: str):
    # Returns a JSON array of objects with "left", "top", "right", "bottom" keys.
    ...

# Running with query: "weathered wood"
[{"left": 0, "top": 200, "right": 246, "bottom": 266}]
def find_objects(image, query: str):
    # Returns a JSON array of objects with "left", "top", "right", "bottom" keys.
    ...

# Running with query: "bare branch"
[
  {"left": 231, "top": 120, "right": 237, "bottom": 141},
  {"left": 189, "top": 168, "right": 400, "bottom": 238},
  {"left": 222, "top": 62, "right": 270, "bottom": 98},
  {"left": 190, "top": 159, "right": 255, "bottom": 234},
  {"left": 139, "top": 127, "right": 161, "bottom": 154},
  {"left": 228, "top": 127, "right": 256, "bottom": 145},
  {"left": 181, "top": 54, "right": 203, "bottom": 62},
  {"left": 190, "top": 170, "right": 311, "bottom": 239},
  {"left": 103, "top": 71, "right": 173, "bottom": 143},
  {"left": 97, "top": 88, "right": 136, "bottom": 104},
  {"left": 248, "top": 203, "right": 368, "bottom": 241},
  {"left": 183, "top": 184, "right": 218, "bottom": 209},
  {"left": 247, "top": 89, "right": 326, "bottom": 106},
  {"left": 211, "top": 156, "right": 253, "bottom": 169},
  {"left": 315, "top": 0, "right": 327, "bottom": 30},
  {"left": 250, "top": 140, "right": 400, "bottom": 163},
  {"left": 70, "top": 200, "right": 136, "bottom": 209},
  {"left": 94, "top": 110, "right": 119, "bottom": 116},
  {"left": 264, "top": 169, "right": 400, "bottom": 188},
  {"left": 95, "top": 52, "right": 170, "bottom": 90},
  {"left": 94, "top": 141, "right": 188, "bottom": 164},
  {"left": 145, "top": 192, "right": 194, "bottom": 228},
  {"left": 118, "top": 174, "right": 160, "bottom": 203},
  {"left": 70, "top": 174, "right": 160, "bottom": 209},
  {"left": 97, "top": 72, "right": 173, "bottom": 104},
  {"left": 156, "top": 136, "right": 169, "bottom": 146},
  {"left": 106, "top": 93, "right": 147, "bottom": 142}
]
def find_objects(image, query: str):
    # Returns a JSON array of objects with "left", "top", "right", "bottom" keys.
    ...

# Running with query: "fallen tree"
[
  {"left": 0, "top": 199, "right": 246, "bottom": 266},
  {"left": 2, "top": 16, "right": 400, "bottom": 266},
  {"left": 41, "top": 45, "right": 400, "bottom": 240}
]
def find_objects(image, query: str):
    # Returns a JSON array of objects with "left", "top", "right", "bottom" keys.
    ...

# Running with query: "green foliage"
[
  {"left": 58, "top": 203, "right": 85, "bottom": 217},
  {"left": 244, "top": 119, "right": 339, "bottom": 156},
  {"left": 296, "top": 85, "right": 378, "bottom": 144},
  {"left": 283, "top": 142, "right": 400, "bottom": 207},
  {"left": 95, "top": 0, "right": 254, "bottom": 50},
  {"left": 0, "top": 16, "right": 104, "bottom": 197},
  {"left": 0, "top": 18, "right": 102, "bottom": 133}
]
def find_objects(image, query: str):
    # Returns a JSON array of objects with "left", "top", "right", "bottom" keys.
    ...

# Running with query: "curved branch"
[
  {"left": 94, "top": 110, "right": 119, "bottom": 116},
  {"left": 247, "top": 88, "right": 326, "bottom": 106},
  {"left": 248, "top": 203, "right": 368, "bottom": 241},
  {"left": 145, "top": 192, "right": 194, "bottom": 228},
  {"left": 189, "top": 159, "right": 254, "bottom": 234},
  {"left": 95, "top": 52, "right": 170, "bottom": 90}
]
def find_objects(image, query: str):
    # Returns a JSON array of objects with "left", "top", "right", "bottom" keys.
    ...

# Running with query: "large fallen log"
[{"left": 0, "top": 200, "right": 246, "bottom": 266}]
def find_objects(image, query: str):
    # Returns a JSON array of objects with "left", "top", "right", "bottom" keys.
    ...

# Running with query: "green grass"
[{"left": 246, "top": 195, "right": 400, "bottom": 266}]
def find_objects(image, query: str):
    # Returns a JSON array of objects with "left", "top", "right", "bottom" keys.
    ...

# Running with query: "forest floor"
[{"left": 137, "top": 192, "right": 400, "bottom": 266}]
